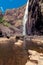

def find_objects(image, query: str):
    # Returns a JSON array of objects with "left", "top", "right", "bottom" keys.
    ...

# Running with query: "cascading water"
[{"left": 23, "top": 0, "right": 29, "bottom": 35}]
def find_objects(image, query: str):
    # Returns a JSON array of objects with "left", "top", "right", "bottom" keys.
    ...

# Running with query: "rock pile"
[
  {"left": 26, "top": 50, "right": 43, "bottom": 65},
  {"left": 25, "top": 36, "right": 43, "bottom": 65}
]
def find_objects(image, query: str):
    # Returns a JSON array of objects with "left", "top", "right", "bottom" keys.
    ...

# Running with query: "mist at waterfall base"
[{"left": 0, "top": 0, "right": 27, "bottom": 13}]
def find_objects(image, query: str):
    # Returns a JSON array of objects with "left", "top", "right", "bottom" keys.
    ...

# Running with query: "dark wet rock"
[
  {"left": 0, "top": 24, "right": 14, "bottom": 37},
  {"left": 26, "top": 0, "right": 43, "bottom": 35},
  {"left": 0, "top": 29, "right": 3, "bottom": 37}
]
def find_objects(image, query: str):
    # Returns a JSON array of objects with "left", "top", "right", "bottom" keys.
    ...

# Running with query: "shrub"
[
  {"left": 0, "top": 17, "right": 3, "bottom": 23},
  {"left": 0, "top": 17, "right": 11, "bottom": 27},
  {"left": 3, "top": 22, "right": 10, "bottom": 27}
]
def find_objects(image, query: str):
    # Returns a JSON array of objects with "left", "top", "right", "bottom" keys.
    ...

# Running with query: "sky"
[{"left": 0, "top": 0, "right": 27, "bottom": 12}]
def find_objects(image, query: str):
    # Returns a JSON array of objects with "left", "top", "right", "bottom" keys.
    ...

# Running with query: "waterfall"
[{"left": 23, "top": 0, "right": 29, "bottom": 35}]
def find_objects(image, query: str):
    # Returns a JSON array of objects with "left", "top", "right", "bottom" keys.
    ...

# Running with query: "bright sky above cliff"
[{"left": 0, "top": 0, "right": 27, "bottom": 12}]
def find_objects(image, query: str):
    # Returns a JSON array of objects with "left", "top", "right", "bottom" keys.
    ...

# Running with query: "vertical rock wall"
[{"left": 26, "top": 0, "right": 43, "bottom": 35}]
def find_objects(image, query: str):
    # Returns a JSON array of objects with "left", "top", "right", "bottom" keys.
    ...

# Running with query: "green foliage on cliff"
[
  {"left": 3, "top": 21, "right": 11, "bottom": 27},
  {"left": 0, "top": 17, "right": 3, "bottom": 23},
  {"left": 0, "top": 17, "right": 10, "bottom": 27}
]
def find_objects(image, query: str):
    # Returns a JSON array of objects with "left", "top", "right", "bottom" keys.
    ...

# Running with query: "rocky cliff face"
[
  {"left": 26, "top": 0, "right": 43, "bottom": 35},
  {"left": 3, "top": 5, "right": 26, "bottom": 25},
  {"left": 0, "top": 5, "right": 26, "bottom": 37}
]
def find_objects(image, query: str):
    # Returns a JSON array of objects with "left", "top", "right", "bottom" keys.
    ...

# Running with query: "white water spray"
[{"left": 23, "top": 0, "right": 29, "bottom": 35}]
